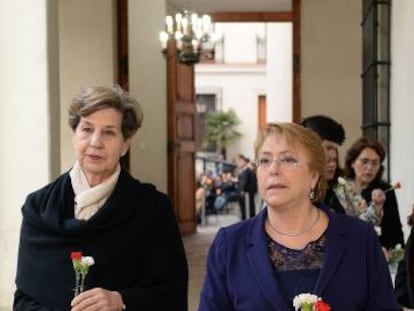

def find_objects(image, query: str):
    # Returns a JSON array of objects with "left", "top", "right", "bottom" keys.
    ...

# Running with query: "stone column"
[{"left": 0, "top": 0, "right": 60, "bottom": 308}]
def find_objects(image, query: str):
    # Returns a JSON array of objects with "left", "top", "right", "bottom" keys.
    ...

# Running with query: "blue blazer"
[{"left": 198, "top": 206, "right": 401, "bottom": 311}]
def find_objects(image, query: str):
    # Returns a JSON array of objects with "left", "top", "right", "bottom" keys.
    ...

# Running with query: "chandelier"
[{"left": 159, "top": 9, "right": 214, "bottom": 65}]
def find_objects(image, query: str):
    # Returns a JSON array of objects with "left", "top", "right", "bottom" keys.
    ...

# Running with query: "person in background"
[
  {"left": 198, "top": 122, "right": 400, "bottom": 311},
  {"left": 213, "top": 171, "right": 238, "bottom": 212},
  {"left": 221, "top": 169, "right": 238, "bottom": 204},
  {"left": 395, "top": 205, "right": 414, "bottom": 308},
  {"left": 236, "top": 154, "right": 257, "bottom": 220},
  {"left": 195, "top": 179, "right": 205, "bottom": 222},
  {"left": 14, "top": 85, "right": 188, "bottom": 311},
  {"left": 300, "top": 115, "right": 346, "bottom": 213},
  {"left": 200, "top": 170, "right": 217, "bottom": 214},
  {"left": 341, "top": 137, "right": 404, "bottom": 259}
]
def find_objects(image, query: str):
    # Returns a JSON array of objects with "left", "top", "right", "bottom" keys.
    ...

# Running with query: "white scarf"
[{"left": 69, "top": 161, "right": 121, "bottom": 221}]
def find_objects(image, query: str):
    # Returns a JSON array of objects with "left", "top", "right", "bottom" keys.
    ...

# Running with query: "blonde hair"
[{"left": 254, "top": 122, "right": 327, "bottom": 202}]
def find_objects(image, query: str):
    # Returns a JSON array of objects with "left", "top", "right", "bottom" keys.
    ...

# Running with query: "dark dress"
[{"left": 13, "top": 169, "right": 188, "bottom": 311}]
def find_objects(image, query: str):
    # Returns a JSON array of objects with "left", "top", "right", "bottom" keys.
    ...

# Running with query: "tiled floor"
[{"left": 183, "top": 212, "right": 240, "bottom": 311}]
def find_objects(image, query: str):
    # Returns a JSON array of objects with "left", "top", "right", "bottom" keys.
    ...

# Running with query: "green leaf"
[{"left": 202, "top": 109, "right": 243, "bottom": 157}]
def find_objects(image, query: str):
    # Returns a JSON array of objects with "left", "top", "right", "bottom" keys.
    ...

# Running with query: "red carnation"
[
  {"left": 71, "top": 251, "right": 82, "bottom": 260},
  {"left": 315, "top": 299, "right": 332, "bottom": 311}
]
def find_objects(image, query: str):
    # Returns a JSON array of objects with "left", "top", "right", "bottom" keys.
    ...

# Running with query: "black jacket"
[
  {"left": 395, "top": 227, "right": 414, "bottom": 308},
  {"left": 14, "top": 169, "right": 188, "bottom": 311}
]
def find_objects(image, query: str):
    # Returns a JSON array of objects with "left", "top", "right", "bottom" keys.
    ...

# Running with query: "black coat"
[
  {"left": 395, "top": 227, "right": 414, "bottom": 308},
  {"left": 237, "top": 167, "right": 257, "bottom": 196},
  {"left": 324, "top": 188, "right": 346, "bottom": 214},
  {"left": 14, "top": 169, "right": 188, "bottom": 311}
]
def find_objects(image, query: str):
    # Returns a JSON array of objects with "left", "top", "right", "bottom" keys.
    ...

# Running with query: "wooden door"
[
  {"left": 258, "top": 95, "right": 267, "bottom": 130},
  {"left": 167, "top": 41, "right": 197, "bottom": 235}
]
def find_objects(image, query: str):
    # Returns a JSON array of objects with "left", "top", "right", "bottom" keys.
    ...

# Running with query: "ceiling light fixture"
[{"left": 159, "top": 9, "right": 215, "bottom": 65}]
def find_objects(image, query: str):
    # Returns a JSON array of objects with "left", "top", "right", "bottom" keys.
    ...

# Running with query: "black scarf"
[{"left": 15, "top": 169, "right": 188, "bottom": 311}]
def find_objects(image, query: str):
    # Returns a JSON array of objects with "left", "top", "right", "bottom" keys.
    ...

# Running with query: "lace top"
[{"left": 267, "top": 232, "right": 326, "bottom": 308}]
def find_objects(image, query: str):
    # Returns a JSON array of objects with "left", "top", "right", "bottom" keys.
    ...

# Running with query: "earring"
[{"left": 309, "top": 188, "right": 315, "bottom": 200}]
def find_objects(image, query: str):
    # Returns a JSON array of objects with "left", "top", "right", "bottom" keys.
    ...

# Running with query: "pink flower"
[{"left": 384, "top": 182, "right": 402, "bottom": 193}]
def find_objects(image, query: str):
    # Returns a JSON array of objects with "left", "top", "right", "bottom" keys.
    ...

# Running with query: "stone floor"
[{"left": 183, "top": 212, "right": 240, "bottom": 311}]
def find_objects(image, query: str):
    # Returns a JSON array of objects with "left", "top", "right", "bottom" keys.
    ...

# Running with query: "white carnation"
[
  {"left": 293, "top": 293, "right": 318, "bottom": 310},
  {"left": 81, "top": 256, "right": 95, "bottom": 266},
  {"left": 337, "top": 176, "right": 346, "bottom": 185}
]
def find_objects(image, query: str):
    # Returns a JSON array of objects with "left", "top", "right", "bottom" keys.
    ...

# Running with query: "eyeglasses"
[
  {"left": 256, "top": 155, "right": 302, "bottom": 170},
  {"left": 358, "top": 158, "right": 380, "bottom": 167}
]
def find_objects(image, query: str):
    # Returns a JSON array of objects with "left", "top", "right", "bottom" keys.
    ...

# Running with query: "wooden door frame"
[{"left": 116, "top": 1, "right": 301, "bottom": 235}]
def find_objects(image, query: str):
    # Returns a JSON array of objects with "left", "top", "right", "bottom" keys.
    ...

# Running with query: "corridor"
[{"left": 183, "top": 212, "right": 239, "bottom": 311}]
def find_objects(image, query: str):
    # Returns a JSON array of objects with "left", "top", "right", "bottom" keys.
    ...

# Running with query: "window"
[
  {"left": 195, "top": 94, "right": 216, "bottom": 152},
  {"left": 361, "top": 0, "right": 391, "bottom": 180}
]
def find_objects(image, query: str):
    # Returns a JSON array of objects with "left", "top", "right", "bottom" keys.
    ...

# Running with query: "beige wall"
[
  {"left": 301, "top": 0, "right": 362, "bottom": 158},
  {"left": 59, "top": 0, "right": 116, "bottom": 172},
  {"left": 59, "top": 0, "right": 169, "bottom": 191},
  {"left": 128, "top": 0, "right": 168, "bottom": 192}
]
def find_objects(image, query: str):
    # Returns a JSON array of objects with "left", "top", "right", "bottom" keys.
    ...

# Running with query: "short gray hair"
[{"left": 68, "top": 85, "right": 143, "bottom": 139}]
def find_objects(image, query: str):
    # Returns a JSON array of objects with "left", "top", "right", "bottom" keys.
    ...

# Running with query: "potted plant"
[{"left": 203, "top": 108, "right": 242, "bottom": 159}]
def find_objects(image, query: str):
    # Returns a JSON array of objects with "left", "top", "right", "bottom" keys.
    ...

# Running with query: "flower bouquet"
[
  {"left": 334, "top": 178, "right": 402, "bottom": 227},
  {"left": 389, "top": 243, "right": 404, "bottom": 264},
  {"left": 293, "top": 293, "right": 331, "bottom": 311},
  {"left": 335, "top": 177, "right": 375, "bottom": 221},
  {"left": 71, "top": 251, "right": 95, "bottom": 297}
]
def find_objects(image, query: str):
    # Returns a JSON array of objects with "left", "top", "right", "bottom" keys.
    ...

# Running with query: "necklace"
[{"left": 266, "top": 208, "right": 321, "bottom": 237}]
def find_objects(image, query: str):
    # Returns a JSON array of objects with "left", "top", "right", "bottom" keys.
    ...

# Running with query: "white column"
[
  {"left": 390, "top": 0, "right": 414, "bottom": 241},
  {"left": 0, "top": 0, "right": 59, "bottom": 308},
  {"left": 266, "top": 23, "right": 293, "bottom": 122}
]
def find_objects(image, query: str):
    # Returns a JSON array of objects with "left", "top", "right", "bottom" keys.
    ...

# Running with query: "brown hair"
[
  {"left": 68, "top": 85, "right": 143, "bottom": 139},
  {"left": 344, "top": 137, "right": 385, "bottom": 181},
  {"left": 254, "top": 122, "right": 327, "bottom": 202}
]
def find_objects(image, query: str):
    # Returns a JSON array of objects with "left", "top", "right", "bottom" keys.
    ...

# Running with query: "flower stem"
[
  {"left": 80, "top": 274, "right": 85, "bottom": 293},
  {"left": 74, "top": 273, "right": 80, "bottom": 297}
]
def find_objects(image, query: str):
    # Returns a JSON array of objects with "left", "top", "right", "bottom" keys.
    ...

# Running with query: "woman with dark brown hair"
[{"left": 339, "top": 137, "right": 404, "bottom": 258}]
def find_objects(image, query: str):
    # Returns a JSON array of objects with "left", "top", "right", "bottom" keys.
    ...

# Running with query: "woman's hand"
[
  {"left": 71, "top": 288, "right": 124, "bottom": 311},
  {"left": 371, "top": 188, "right": 386, "bottom": 212}
]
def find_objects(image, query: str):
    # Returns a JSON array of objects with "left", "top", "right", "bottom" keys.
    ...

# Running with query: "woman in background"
[
  {"left": 341, "top": 137, "right": 404, "bottom": 257},
  {"left": 300, "top": 115, "right": 346, "bottom": 214}
]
